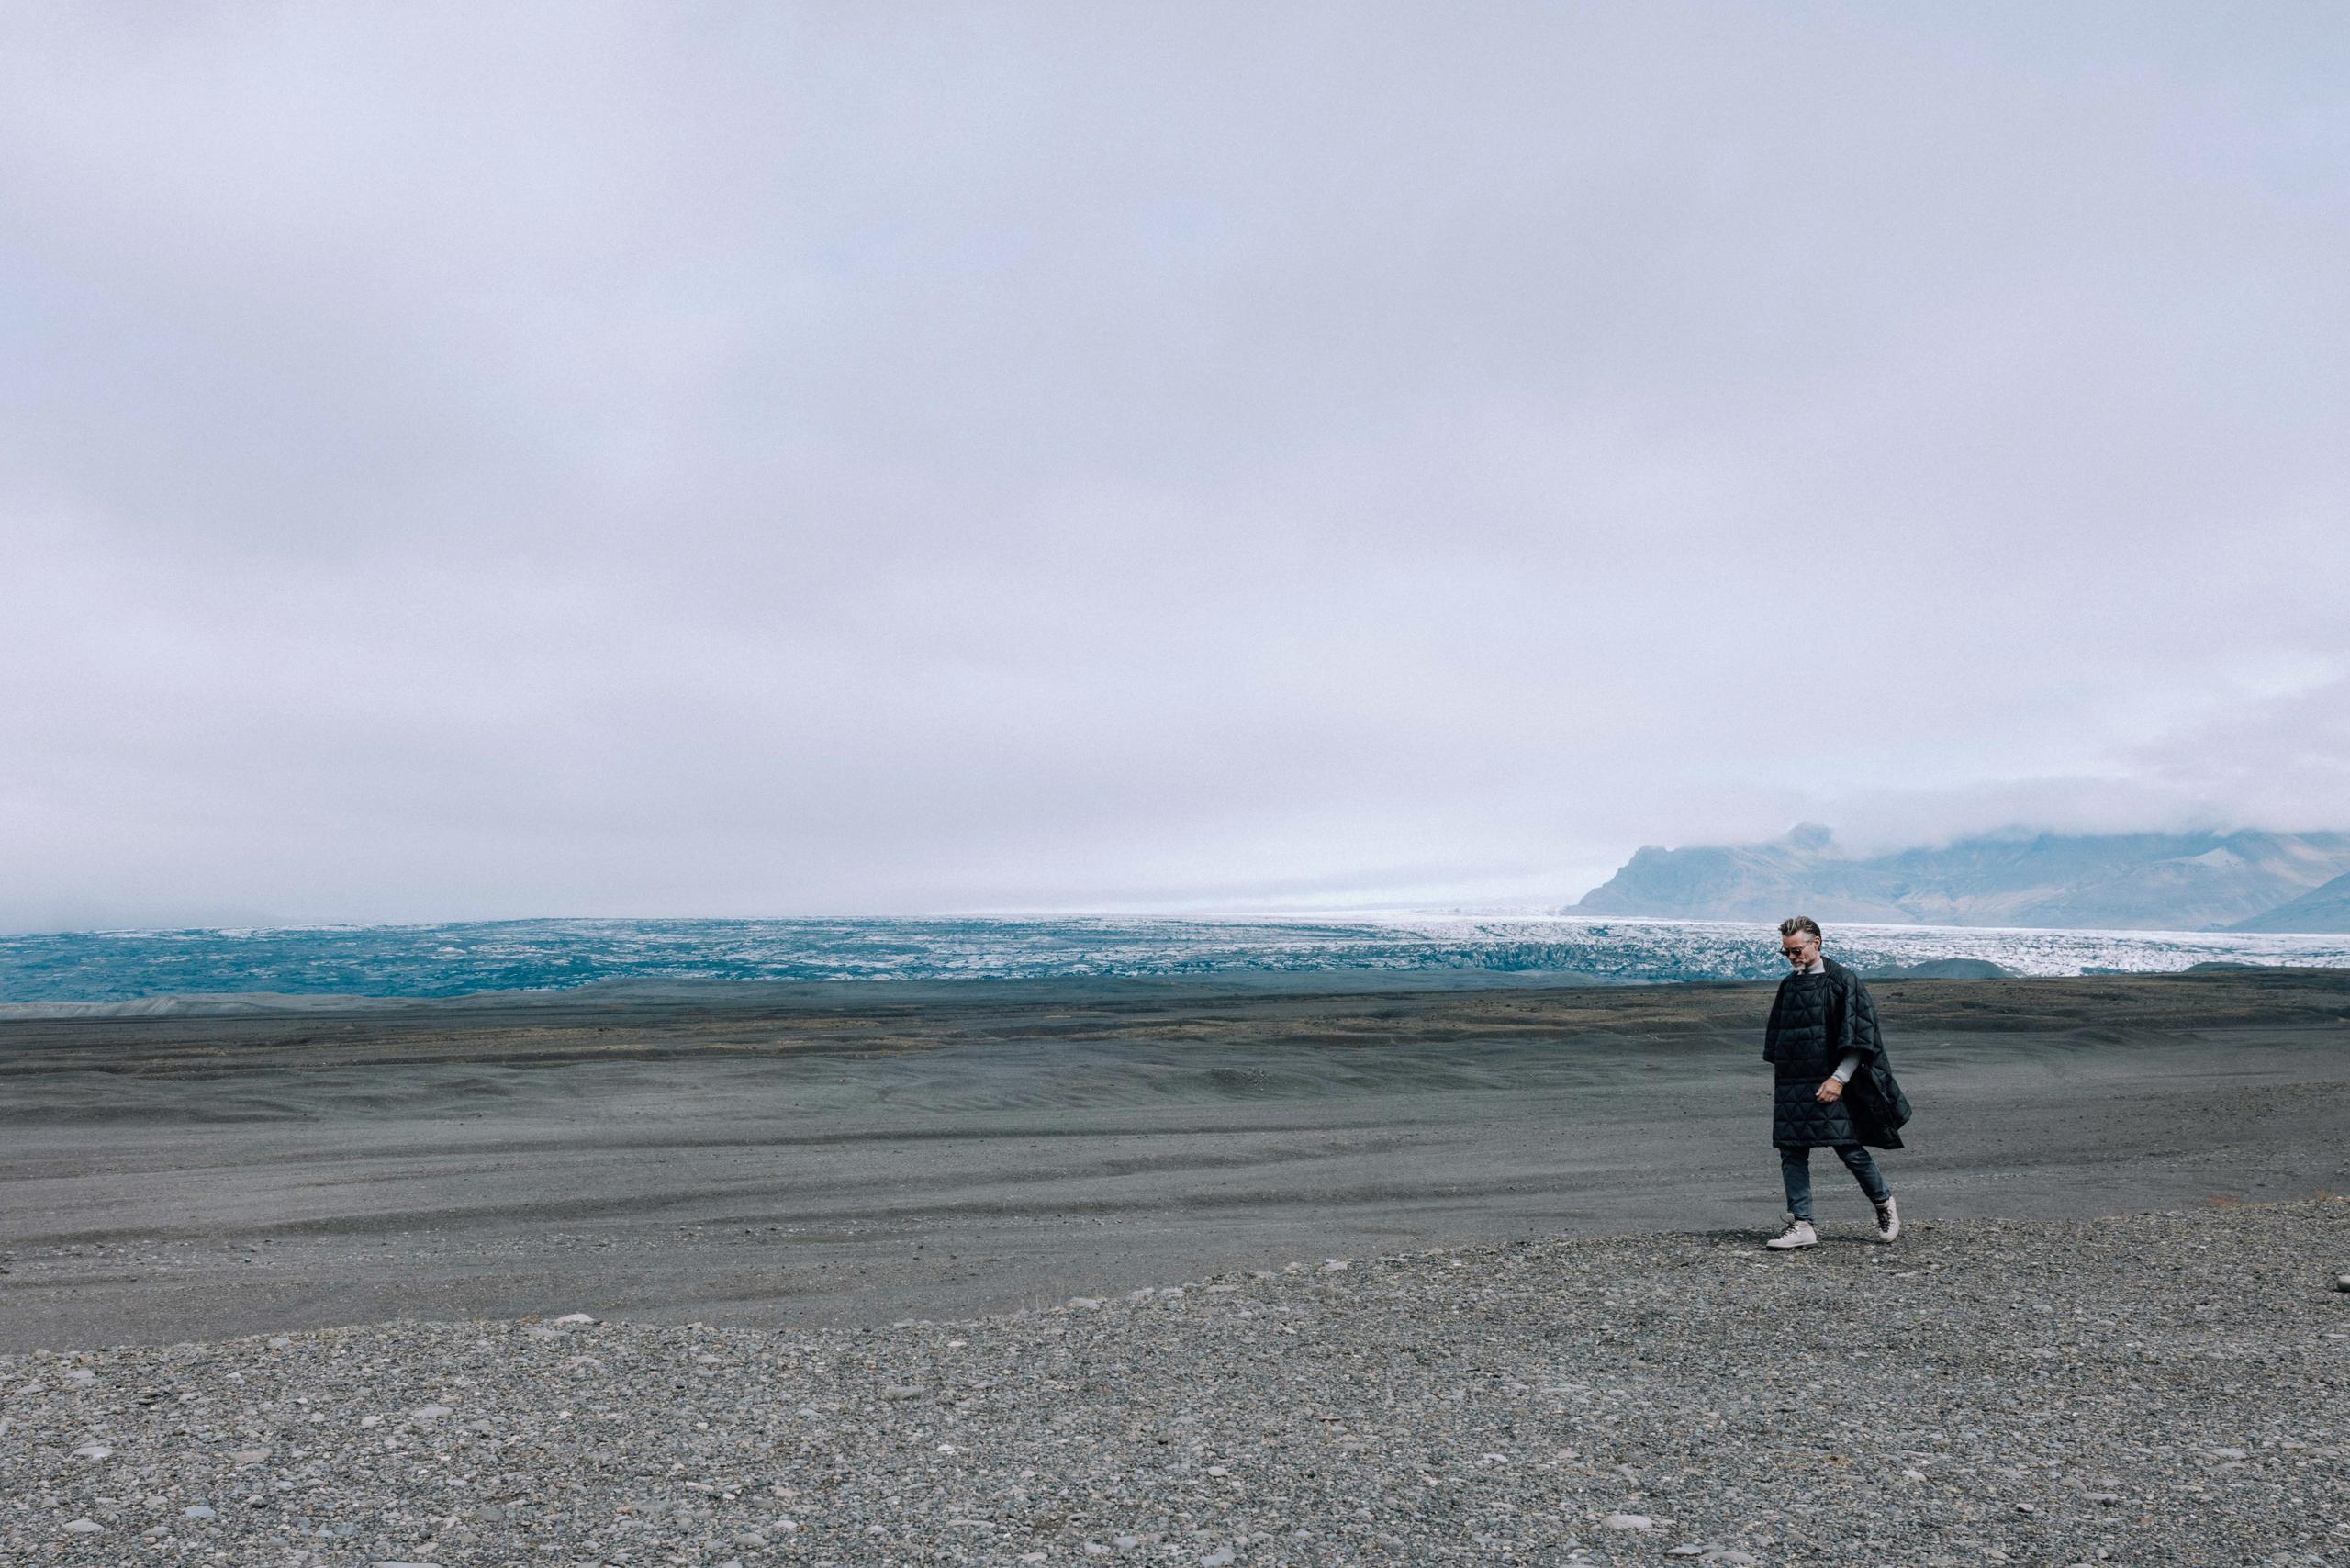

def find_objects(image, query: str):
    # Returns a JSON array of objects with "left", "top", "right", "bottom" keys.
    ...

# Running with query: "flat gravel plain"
[
  {"left": 11, "top": 969, "right": 2350, "bottom": 1353},
  {"left": 6, "top": 1201, "right": 2346, "bottom": 1567}
]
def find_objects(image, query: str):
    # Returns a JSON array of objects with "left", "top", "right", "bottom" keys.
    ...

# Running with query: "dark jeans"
[{"left": 1781, "top": 1144, "right": 1891, "bottom": 1220}]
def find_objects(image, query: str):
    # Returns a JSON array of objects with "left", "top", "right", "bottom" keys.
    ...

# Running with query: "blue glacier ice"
[{"left": 1, "top": 913, "right": 2345, "bottom": 1006}]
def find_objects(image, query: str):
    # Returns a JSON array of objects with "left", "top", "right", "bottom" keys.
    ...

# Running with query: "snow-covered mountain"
[
  {"left": 1568, "top": 826, "right": 2350, "bottom": 932},
  {"left": 2228, "top": 869, "right": 2350, "bottom": 933}
]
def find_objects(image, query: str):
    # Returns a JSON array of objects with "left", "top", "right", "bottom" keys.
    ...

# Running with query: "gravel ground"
[{"left": 5, "top": 1201, "right": 2345, "bottom": 1567}]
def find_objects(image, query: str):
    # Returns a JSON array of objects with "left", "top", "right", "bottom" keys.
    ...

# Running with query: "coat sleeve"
[
  {"left": 1762, "top": 980, "right": 1786, "bottom": 1061},
  {"left": 1838, "top": 972, "right": 1884, "bottom": 1064}
]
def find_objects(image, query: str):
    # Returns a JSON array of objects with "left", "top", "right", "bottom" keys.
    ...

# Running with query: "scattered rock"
[
  {"left": 70, "top": 1442, "right": 111, "bottom": 1459},
  {"left": 62, "top": 1518, "right": 104, "bottom": 1534},
  {"left": 1, "top": 1204, "right": 2341, "bottom": 1565}
]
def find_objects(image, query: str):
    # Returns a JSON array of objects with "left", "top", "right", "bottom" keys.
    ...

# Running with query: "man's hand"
[{"left": 1815, "top": 1078, "right": 1845, "bottom": 1103}]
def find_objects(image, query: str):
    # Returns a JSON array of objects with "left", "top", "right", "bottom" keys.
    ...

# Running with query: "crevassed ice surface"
[{"left": 1, "top": 915, "right": 2346, "bottom": 1004}]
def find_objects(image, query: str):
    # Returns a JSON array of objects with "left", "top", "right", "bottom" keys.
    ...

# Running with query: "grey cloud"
[{"left": 2, "top": 4, "right": 2345, "bottom": 926}]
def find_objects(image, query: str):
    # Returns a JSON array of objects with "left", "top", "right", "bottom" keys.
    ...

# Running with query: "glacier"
[{"left": 2, "top": 913, "right": 2346, "bottom": 1007}]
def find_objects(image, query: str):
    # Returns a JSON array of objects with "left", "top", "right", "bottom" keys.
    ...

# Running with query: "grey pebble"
[{"left": 1, "top": 1204, "right": 2342, "bottom": 1567}]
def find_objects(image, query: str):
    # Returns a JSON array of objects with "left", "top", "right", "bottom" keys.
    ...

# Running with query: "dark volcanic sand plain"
[{"left": 4, "top": 969, "right": 2348, "bottom": 1353}]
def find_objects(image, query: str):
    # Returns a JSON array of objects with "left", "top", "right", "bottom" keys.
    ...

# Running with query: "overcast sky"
[{"left": 3, "top": 4, "right": 2346, "bottom": 928}]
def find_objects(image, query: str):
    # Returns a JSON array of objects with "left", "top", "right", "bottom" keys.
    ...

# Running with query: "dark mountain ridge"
[
  {"left": 1568, "top": 826, "right": 2350, "bottom": 932},
  {"left": 2228, "top": 869, "right": 2350, "bottom": 934}
]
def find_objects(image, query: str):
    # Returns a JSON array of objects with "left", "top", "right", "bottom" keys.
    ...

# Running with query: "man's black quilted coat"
[{"left": 1764, "top": 957, "right": 1909, "bottom": 1149}]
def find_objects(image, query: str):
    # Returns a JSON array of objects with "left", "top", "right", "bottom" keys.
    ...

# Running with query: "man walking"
[{"left": 1762, "top": 916, "right": 1908, "bottom": 1249}]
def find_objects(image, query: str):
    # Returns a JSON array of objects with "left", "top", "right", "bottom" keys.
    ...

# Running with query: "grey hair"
[{"left": 1778, "top": 915, "right": 1822, "bottom": 942}]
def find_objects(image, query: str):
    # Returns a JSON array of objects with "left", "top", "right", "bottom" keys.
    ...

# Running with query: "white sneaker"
[
  {"left": 1764, "top": 1216, "right": 1818, "bottom": 1250},
  {"left": 1875, "top": 1196, "right": 1901, "bottom": 1243}
]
